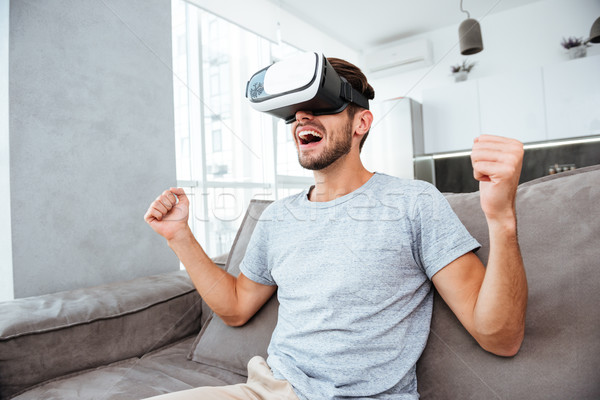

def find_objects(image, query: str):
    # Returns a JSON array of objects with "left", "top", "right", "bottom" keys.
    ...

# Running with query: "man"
[{"left": 144, "top": 56, "right": 527, "bottom": 399}]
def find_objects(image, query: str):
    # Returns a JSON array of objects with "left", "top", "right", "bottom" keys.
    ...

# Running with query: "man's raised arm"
[
  {"left": 144, "top": 188, "right": 276, "bottom": 327},
  {"left": 432, "top": 135, "right": 528, "bottom": 357}
]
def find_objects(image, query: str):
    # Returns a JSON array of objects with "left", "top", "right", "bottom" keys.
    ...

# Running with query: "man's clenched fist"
[
  {"left": 471, "top": 135, "right": 524, "bottom": 223},
  {"left": 144, "top": 187, "right": 190, "bottom": 241}
]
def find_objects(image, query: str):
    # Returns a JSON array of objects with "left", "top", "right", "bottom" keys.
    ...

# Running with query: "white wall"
[
  {"left": 1, "top": 0, "right": 13, "bottom": 301},
  {"left": 186, "top": 0, "right": 360, "bottom": 63},
  {"left": 369, "top": 0, "right": 600, "bottom": 103}
]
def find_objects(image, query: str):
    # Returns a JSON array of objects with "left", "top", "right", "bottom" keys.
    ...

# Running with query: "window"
[
  {"left": 171, "top": 1, "right": 312, "bottom": 257},
  {"left": 211, "top": 129, "right": 222, "bottom": 153}
]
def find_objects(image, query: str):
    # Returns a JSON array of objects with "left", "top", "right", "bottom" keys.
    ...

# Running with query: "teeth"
[{"left": 298, "top": 130, "right": 322, "bottom": 140}]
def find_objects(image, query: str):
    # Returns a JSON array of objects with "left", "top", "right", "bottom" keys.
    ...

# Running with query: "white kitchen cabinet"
[
  {"left": 422, "top": 80, "right": 480, "bottom": 154},
  {"left": 422, "top": 55, "right": 600, "bottom": 154},
  {"left": 478, "top": 68, "right": 547, "bottom": 143},
  {"left": 543, "top": 55, "right": 600, "bottom": 140}
]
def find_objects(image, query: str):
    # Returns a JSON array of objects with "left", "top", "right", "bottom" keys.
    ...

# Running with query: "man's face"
[{"left": 291, "top": 110, "right": 354, "bottom": 171}]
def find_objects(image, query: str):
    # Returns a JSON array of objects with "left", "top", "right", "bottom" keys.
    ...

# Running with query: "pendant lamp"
[
  {"left": 588, "top": 16, "right": 600, "bottom": 44},
  {"left": 458, "top": 0, "right": 483, "bottom": 55}
]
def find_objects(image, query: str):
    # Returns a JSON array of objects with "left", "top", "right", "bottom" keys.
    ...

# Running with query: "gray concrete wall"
[{"left": 9, "top": 0, "right": 179, "bottom": 298}]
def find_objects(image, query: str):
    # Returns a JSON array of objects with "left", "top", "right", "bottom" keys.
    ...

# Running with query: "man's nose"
[{"left": 295, "top": 110, "right": 314, "bottom": 122}]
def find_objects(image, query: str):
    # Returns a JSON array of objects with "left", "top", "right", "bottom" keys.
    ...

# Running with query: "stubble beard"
[{"left": 297, "top": 118, "right": 353, "bottom": 171}]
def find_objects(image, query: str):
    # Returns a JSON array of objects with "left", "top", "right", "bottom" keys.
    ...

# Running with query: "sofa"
[{"left": 1, "top": 165, "right": 599, "bottom": 400}]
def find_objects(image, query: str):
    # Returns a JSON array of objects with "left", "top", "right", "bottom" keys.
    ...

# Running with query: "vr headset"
[{"left": 245, "top": 52, "right": 369, "bottom": 124}]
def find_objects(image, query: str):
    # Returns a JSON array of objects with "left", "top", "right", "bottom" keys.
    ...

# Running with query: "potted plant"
[
  {"left": 561, "top": 36, "right": 589, "bottom": 59},
  {"left": 450, "top": 60, "right": 476, "bottom": 82}
]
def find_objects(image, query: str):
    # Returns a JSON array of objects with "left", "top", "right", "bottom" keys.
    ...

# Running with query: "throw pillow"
[{"left": 188, "top": 200, "right": 277, "bottom": 376}]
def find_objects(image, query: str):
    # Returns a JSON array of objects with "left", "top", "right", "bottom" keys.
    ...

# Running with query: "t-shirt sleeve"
[
  {"left": 412, "top": 184, "right": 481, "bottom": 280},
  {"left": 239, "top": 208, "right": 276, "bottom": 286}
]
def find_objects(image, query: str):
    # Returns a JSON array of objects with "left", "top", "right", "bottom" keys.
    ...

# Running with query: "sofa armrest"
[{"left": 0, "top": 270, "right": 202, "bottom": 399}]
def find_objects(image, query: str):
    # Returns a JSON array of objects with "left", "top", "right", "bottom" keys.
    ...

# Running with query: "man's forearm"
[
  {"left": 473, "top": 215, "right": 528, "bottom": 356},
  {"left": 167, "top": 229, "right": 239, "bottom": 320}
]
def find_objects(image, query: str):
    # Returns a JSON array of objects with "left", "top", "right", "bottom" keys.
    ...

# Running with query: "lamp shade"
[
  {"left": 590, "top": 16, "right": 600, "bottom": 44},
  {"left": 459, "top": 18, "right": 483, "bottom": 55}
]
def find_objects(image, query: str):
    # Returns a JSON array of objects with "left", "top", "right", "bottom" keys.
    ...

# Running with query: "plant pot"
[
  {"left": 568, "top": 46, "right": 587, "bottom": 59},
  {"left": 453, "top": 71, "right": 468, "bottom": 82}
]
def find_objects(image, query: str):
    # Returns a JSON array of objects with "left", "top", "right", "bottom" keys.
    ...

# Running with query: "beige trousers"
[{"left": 145, "top": 356, "right": 299, "bottom": 400}]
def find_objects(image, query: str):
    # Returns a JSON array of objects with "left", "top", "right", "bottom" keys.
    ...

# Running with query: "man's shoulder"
[
  {"left": 371, "top": 173, "right": 439, "bottom": 196},
  {"left": 254, "top": 190, "right": 306, "bottom": 220},
  {"left": 271, "top": 190, "right": 306, "bottom": 208}
]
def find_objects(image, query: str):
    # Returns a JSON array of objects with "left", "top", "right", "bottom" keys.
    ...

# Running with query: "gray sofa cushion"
[
  {"left": 189, "top": 297, "right": 279, "bottom": 376},
  {"left": 0, "top": 271, "right": 202, "bottom": 400},
  {"left": 12, "top": 336, "right": 246, "bottom": 400},
  {"left": 416, "top": 165, "right": 600, "bottom": 400},
  {"left": 188, "top": 200, "right": 277, "bottom": 376}
]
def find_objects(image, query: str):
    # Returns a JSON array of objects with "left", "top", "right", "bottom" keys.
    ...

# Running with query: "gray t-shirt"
[{"left": 240, "top": 173, "right": 480, "bottom": 399}]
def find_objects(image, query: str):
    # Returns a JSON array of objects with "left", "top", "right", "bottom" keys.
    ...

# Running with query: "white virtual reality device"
[{"left": 245, "top": 52, "right": 369, "bottom": 124}]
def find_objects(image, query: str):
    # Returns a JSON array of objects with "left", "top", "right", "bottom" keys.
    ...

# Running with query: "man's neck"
[{"left": 308, "top": 154, "right": 374, "bottom": 202}]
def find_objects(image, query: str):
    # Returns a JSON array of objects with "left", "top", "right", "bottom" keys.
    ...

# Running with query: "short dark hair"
[{"left": 327, "top": 58, "right": 375, "bottom": 151}]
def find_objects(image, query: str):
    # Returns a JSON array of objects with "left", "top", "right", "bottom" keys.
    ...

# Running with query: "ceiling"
[{"left": 271, "top": 0, "right": 543, "bottom": 51}]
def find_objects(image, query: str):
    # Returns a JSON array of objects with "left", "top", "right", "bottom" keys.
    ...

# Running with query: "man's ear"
[{"left": 354, "top": 109, "right": 373, "bottom": 136}]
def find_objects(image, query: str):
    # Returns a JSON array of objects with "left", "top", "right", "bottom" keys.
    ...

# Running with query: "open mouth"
[{"left": 298, "top": 130, "right": 323, "bottom": 145}]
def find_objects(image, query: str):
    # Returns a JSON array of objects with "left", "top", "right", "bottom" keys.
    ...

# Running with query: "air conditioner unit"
[{"left": 364, "top": 38, "right": 433, "bottom": 77}]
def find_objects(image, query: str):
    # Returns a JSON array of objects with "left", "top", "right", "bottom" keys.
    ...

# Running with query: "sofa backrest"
[
  {"left": 417, "top": 164, "right": 600, "bottom": 400},
  {"left": 198, "top": 166, "right": 600, "bottom": 399},
  {"left": 224, "top": 199, "right": 273, "bottom": 277},
  {"left": 186, "top": 200, "right": 278, "bottom": 376}
]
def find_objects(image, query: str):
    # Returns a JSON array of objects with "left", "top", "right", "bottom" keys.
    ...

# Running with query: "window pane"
[
  {"left": 172, "top": 2, "right": 312, "bottom": 257},
  {"left": 192, "top": 186, "right": 274, "bottom": 256},
  {"left": 200, "top": 11, "right": 275, "bottom": 185}
]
